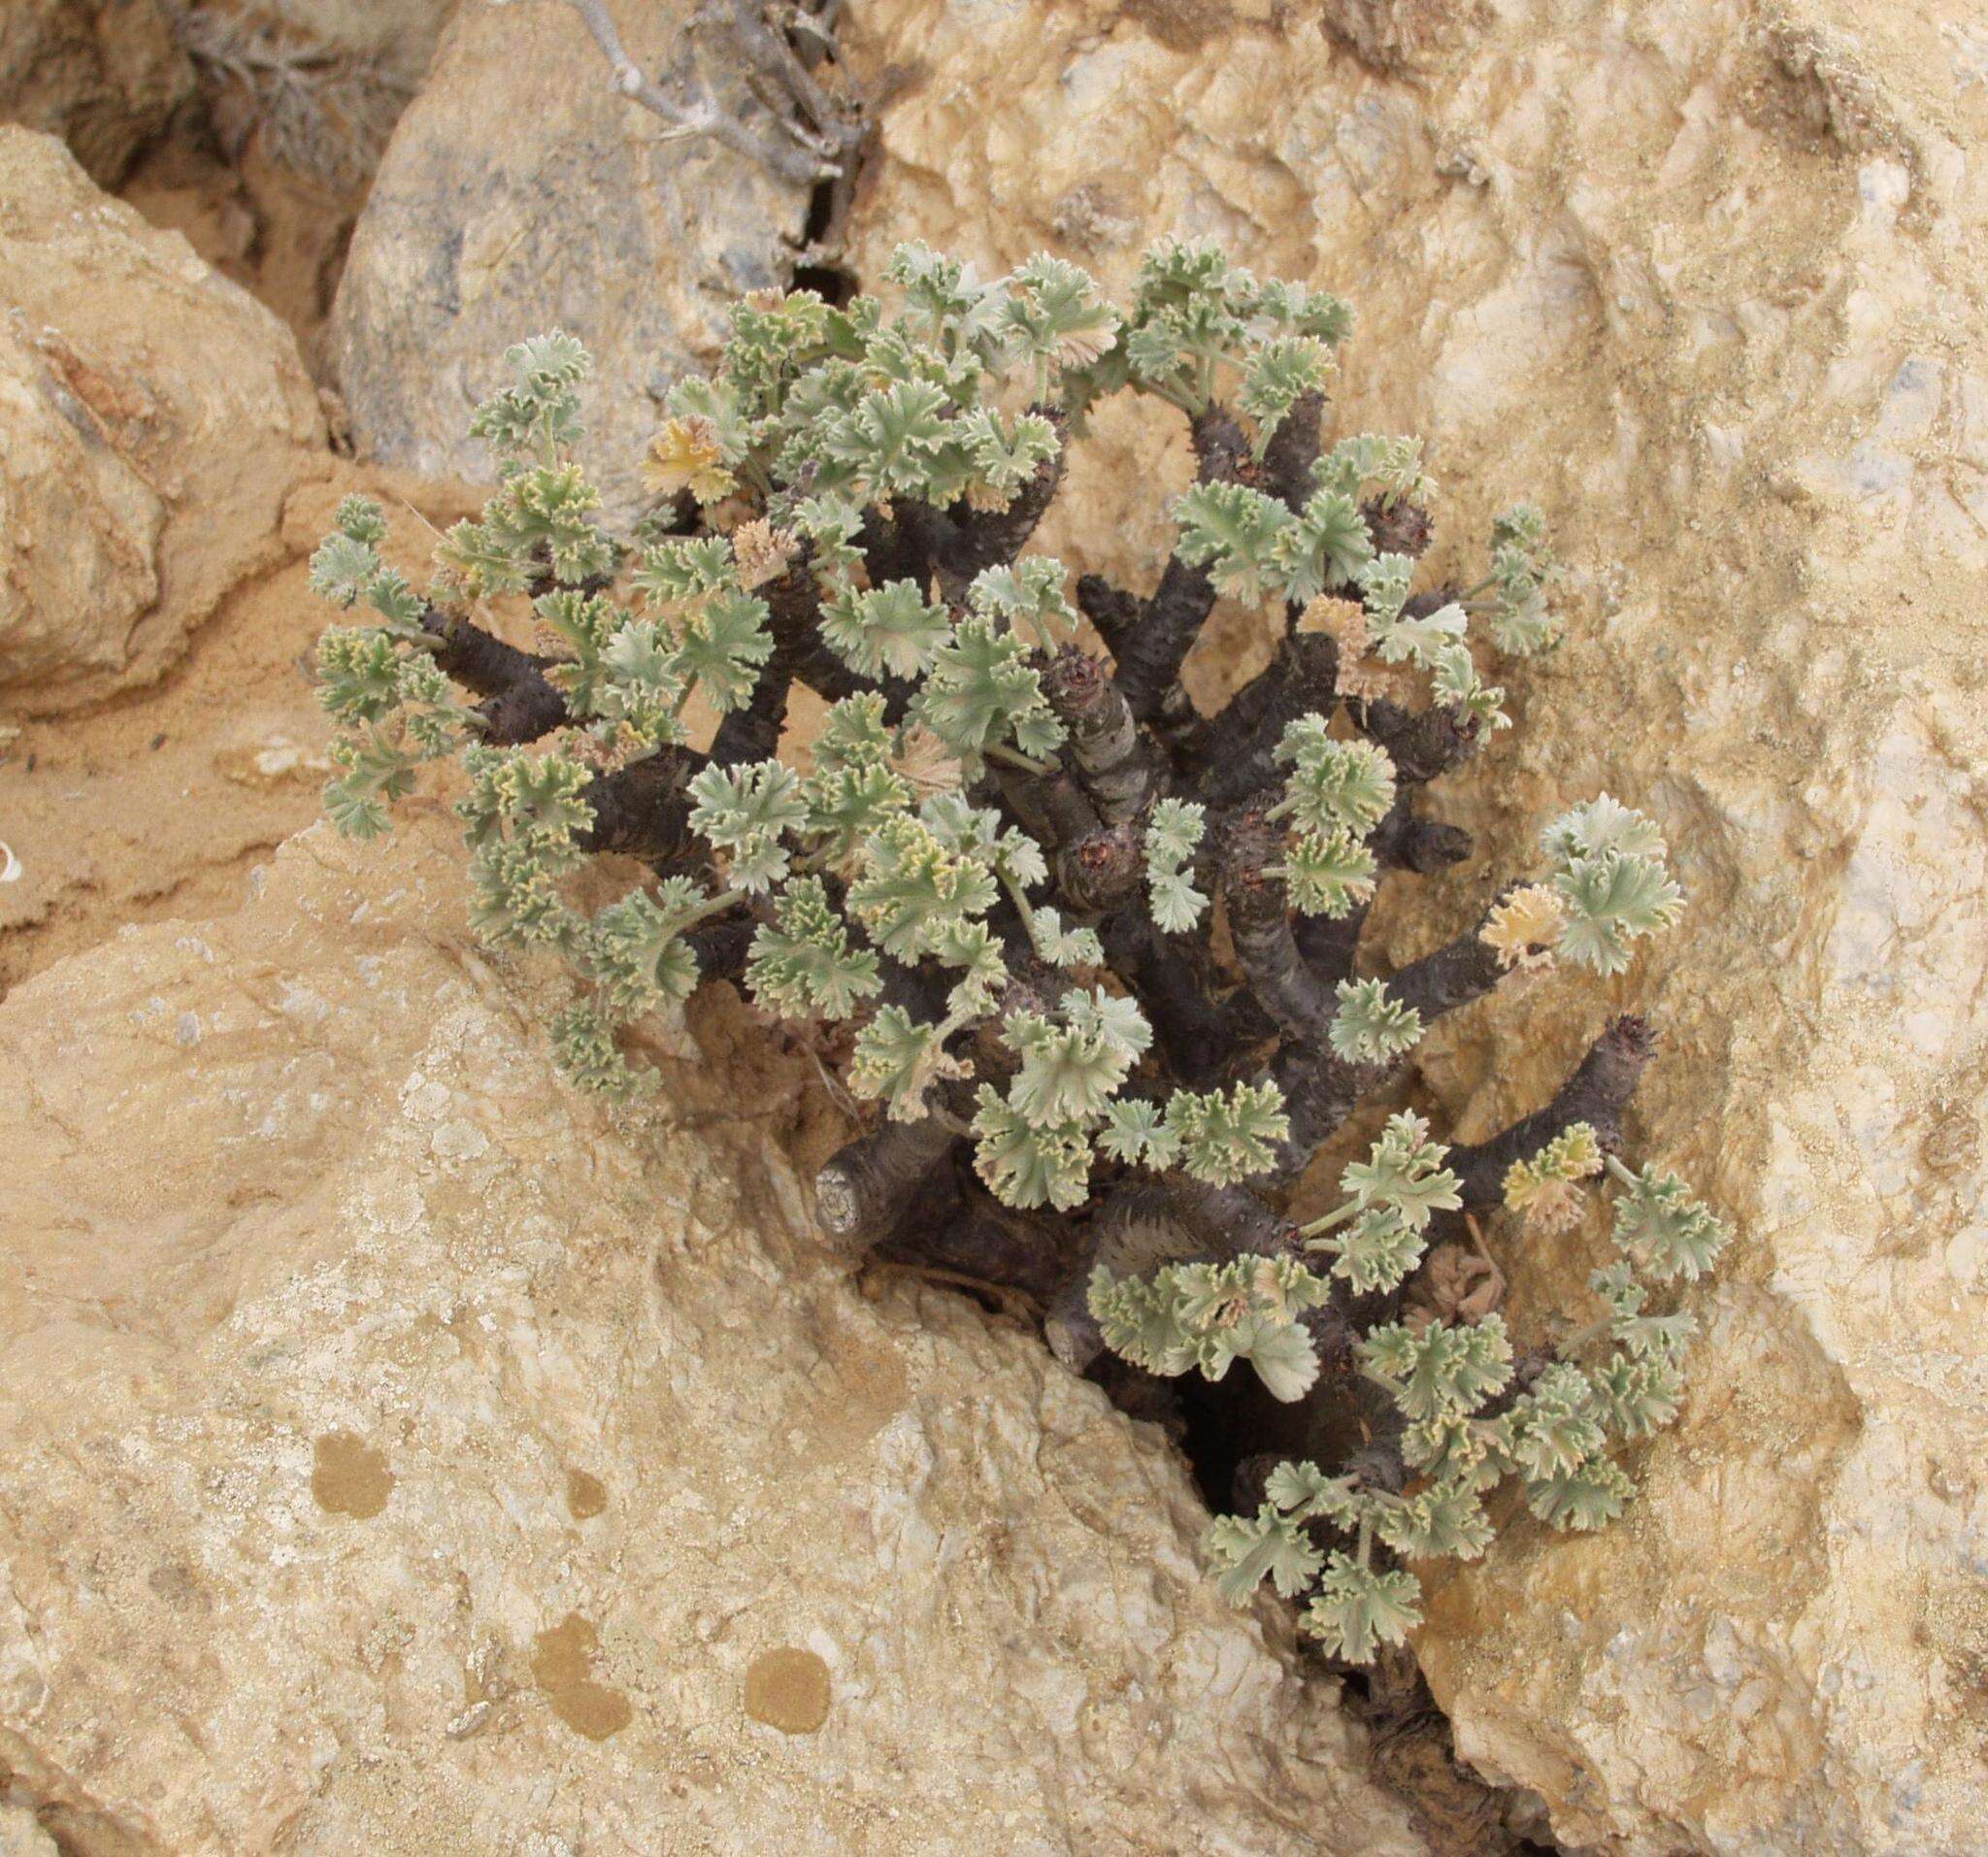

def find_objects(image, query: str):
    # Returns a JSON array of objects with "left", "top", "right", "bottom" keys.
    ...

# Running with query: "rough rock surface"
[
  {"left": 331, "top": 0, "right": 813, "bottom": 523},
  {"left": 841, "top": 1, "right": 1988, "bottom": 1849},
  {"left": 0, "top": 0, "right": 191, "bottom": 186},
  {"left": 0, "top": 469, "right": 477, "bottom": 1002},
  {"left": 0, "top": 815, "right": 1420, "bottom": 1855},
  {"left": 0, "top": 128, "right": 326, "bottom": 713}
]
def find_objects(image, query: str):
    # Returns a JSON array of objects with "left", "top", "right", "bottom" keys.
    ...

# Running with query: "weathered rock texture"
[
  {"left": 839, "top": 1, "right": 1988, "bottom": 1849},
  {"left": 0, "top": 469, "right": 477, "bottom": 1003},
  {"left": 0, "top": 815, "right": 1420, "bottom": 1855},
  {"left": 0, "top": 0, "right": 191, "bottom": 186},
  {"left": 331, "top": 0, "right": 814, "bottom": 522},
  {"left": 0, "top": 127, "right": 326, "bottom": 713}
]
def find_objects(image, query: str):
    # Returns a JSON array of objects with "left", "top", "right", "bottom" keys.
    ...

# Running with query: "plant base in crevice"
[{"left": 305, "top": 239, "right": 1731, "bottom": 1667}]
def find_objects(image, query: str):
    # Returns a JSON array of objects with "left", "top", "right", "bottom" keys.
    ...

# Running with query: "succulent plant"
[{"left": 309, "top": 240, "right": 1727, "bottom": 1662}]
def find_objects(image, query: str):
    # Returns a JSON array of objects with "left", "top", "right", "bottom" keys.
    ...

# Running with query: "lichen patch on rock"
[
  {"left": 311, "top": 1430, "right": 393, "bottom": 1519},
  {"left": 565, "top": 1468, "right": 608, "bottom": 1520},
  {"left": 531, "top": 1613, "right": 634, "bottom": 1743},
  {"left": 744, "top": 1646, "right": 833, "bottom": 1736}
]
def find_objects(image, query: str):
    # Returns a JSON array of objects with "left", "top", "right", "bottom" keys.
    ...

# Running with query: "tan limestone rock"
[
  {"left": 0, "top": 128, "right": 326, "bottom": 713},
  {"left": 0, "top": 813, "right": 1421, "bottom": 1855},
  {"left": 0, "top": 467, "right": 478, "bottom": 1004}
]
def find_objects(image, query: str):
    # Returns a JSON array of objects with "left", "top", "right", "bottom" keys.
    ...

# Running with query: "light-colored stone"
[
  {"left": 0, "top": 813, "right": 1421, "bottom": 1855},
  {"left": 841, "top": 1, "right": 1988, "bottom": 1849},
  {"left": 0, "top": 128, "right": 326, "bottom": 713},
  {"left": 331, "top": 0, "right": 813, "bottom": 524},
  {"left": 0, "top": 467, "right": 478, "bottom": 1003},
  {"left": 0, "top": 1801, "right": 60, "bottom": 1857},
  {"left": 0, "top": 0, "right": 191, "bottom": 186}
]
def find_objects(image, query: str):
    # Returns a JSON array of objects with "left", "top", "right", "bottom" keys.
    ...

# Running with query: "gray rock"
[{"left": 331, "top": 0, "right": 812, "bottom": 524}]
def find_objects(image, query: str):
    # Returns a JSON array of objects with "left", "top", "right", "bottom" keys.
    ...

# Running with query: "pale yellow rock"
[
  {"left": 0, "top": 1801, "right": 60, "bottom": 1857},
  {"left": 0, "top": 128, "right": 326, "bottom": 713},
  {"left": 842, "top": 1, "right": 1988, "bottom": 1849},
  {"left": 0, "top": 814, "right": 1420, "bottom": 1855}
]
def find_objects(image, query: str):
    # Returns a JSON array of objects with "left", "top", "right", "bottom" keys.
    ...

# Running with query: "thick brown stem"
[
  {"left": 847, "top": 412, "right": 1066, "bottom": 601},
  {"left": 1224, "top": 812, "right": 1337, "bottom": 1041},
  {"left": 1100, "top": 909, "right": 1254, "bottom": 1088},
  {"left": 1361, "top": 495, "right": 1433, "bottom": 561},
  {"left": 1386, "top": 896, "right": 1511, "bottom": 1025},
  {"left": 1260, "top": 390, "right": 1325, "bottom": 513},
  {"left": 1110, "top": 405, "right": 1250, "bottom": 723},
  {"left": 896, "top": 1194, "right": 1068, "bottom": 1301},
  {"left": 1374, "top": 805, "right": 1474, "bottom": 874},
  {"left": 709, "top": 659, "right": 794, "bottom": 767},
  {"left": 762, "top": 554, "right": 868, "bottom": 703},
  {"left": 1040, "top": 647, "right": 1162, "bottom": 826},
  {"left": 420, "top": 607, "right": 569, "bottom": 745},
  {"left": 1267, "top": 1044, "right": 1387, "bottom": 1186},
  {"left": 995, "top": 762, "right": 1101, "bottom": 855},
  {"left": 1292, "top": 898, "right": 1370, "bottom": 995},
  {"left": 1447, "top": 1015, "right": 1656, "bottom": 1209},
  {"left": 1194, "top": 635, "right": 1341, "bottom": 808},
  {"left": 815, "top": 1114, "right": 961, "bottom": 1255},
  {"left": 1075, "top": 574, "right": 1141, "bottom": 659},
  {"left": 1053, "top": 820, "right": 1143, "bottom": 914},
  {"left": 1288, "top": 797, "right": 1467, "bottom": 990},
  {"left": 578, "top": 746, "right": 705, "bottom": 863},
  {"left": 685, "top": 911, "right": 754, "bottom": 985},
  {"left": 942, "top": 406, "right": 1068, "bottom": 583},
  {"left": 1261, "top": 898, "right": 1515, "bottom": 1182},
  {"left": 1353, "top": 696, "right": 1480, "bottom": 787}
]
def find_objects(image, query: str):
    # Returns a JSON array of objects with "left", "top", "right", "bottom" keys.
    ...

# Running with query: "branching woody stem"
[
  {"left": 1446, "top": 1015, "right": 1656, "bottom": 1208},
  {"left": 420, "top": 607, "right": 569, "bottom": 745},
  {"left": 1192, "top": 634, "right": 1341, "bottom": 807},
  {"left": 565, "top": 0, "right": 848, "bottom": 184},
  {"left": 1109, "top": 405, "right": 1250, "bottom": 724}
]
